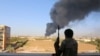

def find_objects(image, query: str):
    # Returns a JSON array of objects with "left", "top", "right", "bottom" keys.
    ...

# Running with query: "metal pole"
[{"left": 57, "top": 26, "right": 60, "bottom": 43}]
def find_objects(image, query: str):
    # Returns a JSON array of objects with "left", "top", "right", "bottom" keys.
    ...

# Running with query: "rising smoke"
[{"left": 45, "top": 0, "right": 100, "bottom": 36}]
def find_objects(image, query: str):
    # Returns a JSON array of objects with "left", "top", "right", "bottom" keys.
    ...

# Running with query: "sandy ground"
[{"left": 16, "top": 39, "right": 97, "bottom": 53}]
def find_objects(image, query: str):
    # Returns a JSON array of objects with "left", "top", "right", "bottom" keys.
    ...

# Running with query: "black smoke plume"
[{"left": 45, "top": 0, "right": 100, "bottom": 36}]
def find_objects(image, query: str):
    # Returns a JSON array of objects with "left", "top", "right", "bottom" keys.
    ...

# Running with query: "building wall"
[{"left": 0, "top": 25, "right": 10, "bottom": 50}]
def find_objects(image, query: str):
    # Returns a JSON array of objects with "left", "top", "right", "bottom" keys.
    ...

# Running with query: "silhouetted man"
[{"left": 54, "top": 29, "right": 78, "bottom": 56}]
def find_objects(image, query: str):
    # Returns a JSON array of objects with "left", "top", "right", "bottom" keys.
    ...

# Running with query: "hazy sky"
[{"left": 0, "top": 0, "right": 100, "bottom": 37}]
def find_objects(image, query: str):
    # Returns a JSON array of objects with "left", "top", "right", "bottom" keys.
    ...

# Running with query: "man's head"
[{"left": 64, "top": 29, "right": 73, "bottom": 38}]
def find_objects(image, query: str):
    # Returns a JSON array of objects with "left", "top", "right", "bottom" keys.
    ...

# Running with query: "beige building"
[{"left": 0, "top": 25, "right": 10, "bottom": 50}]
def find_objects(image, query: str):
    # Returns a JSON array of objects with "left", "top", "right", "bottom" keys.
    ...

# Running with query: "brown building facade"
[{"left": 0, "top": 25, "right": 10, "bottom": 50}]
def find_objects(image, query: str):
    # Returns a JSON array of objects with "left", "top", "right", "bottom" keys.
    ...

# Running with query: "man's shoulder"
[
  {"left": 73, "top": 39, "right": 78, "bottom": 43},
  {"left": 61, "top": 39, "right": 71, "bottom": 44},
  {"left": 62, "top": 39, "right": 77, "bottom": 44},
  {"left": 61, "top": 40, "right": 67, "bottom": 44}
]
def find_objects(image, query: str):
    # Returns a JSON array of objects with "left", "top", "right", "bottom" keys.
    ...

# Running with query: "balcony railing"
[{"left": 0, "top": 53, "right": 100, "bottom": 56}]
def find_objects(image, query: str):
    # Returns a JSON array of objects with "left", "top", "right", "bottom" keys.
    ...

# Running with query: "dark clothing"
[{"left": 56, "top": 38, "right": 78, "bottom": 56}]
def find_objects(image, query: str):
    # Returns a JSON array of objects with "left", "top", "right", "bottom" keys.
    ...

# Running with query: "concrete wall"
[
  {"left": 0, "top": 53, "right": 100, "bottom": 56},
  {"left": 0, "top": 25, "right": 10, "bottom": 50}
]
